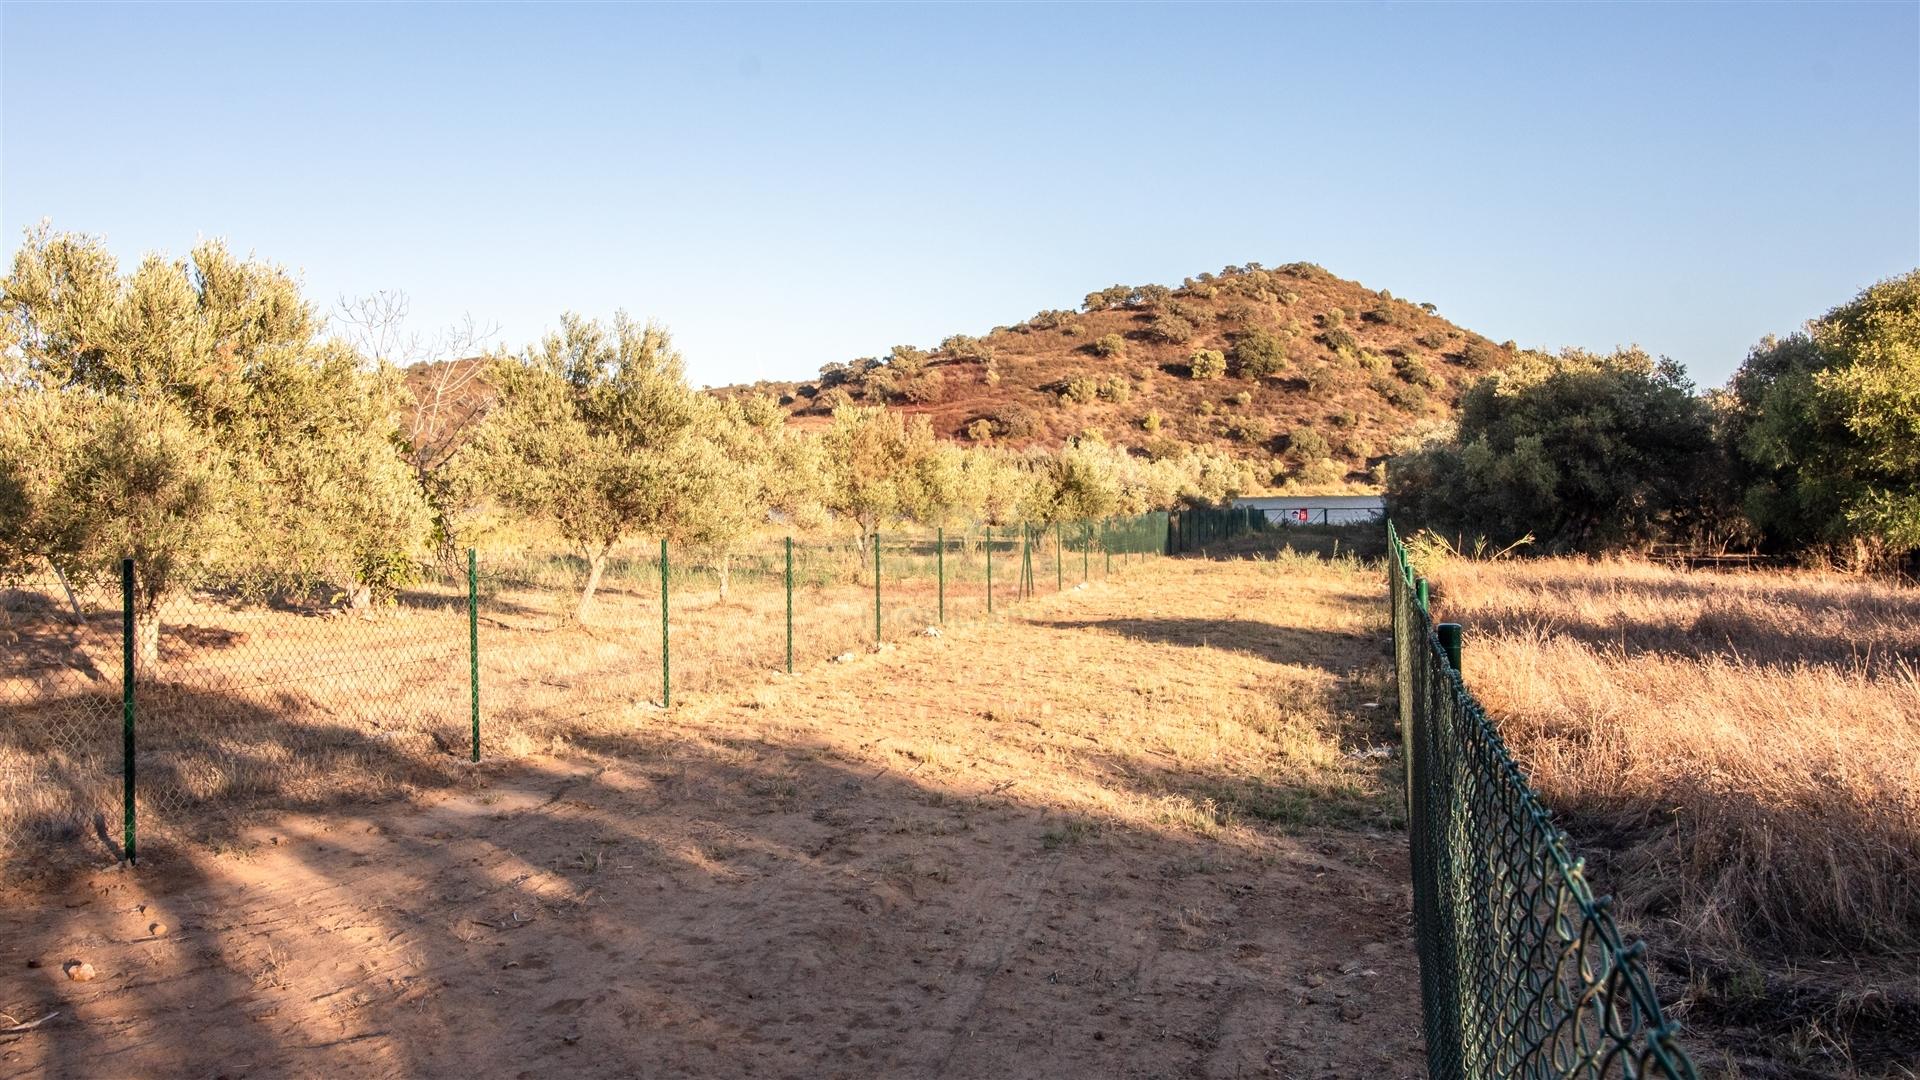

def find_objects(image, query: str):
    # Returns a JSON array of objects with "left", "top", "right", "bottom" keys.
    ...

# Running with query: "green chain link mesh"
[{"left": 1389, "top": 521, "right": 1699, "bottom": 1079}]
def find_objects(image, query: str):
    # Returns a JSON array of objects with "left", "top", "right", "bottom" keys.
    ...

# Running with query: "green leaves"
[{"left": 1728, "top": 270, "right": 1920, "bottom": 563}]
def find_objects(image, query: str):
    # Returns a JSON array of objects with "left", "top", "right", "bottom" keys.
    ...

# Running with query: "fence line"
[
  {"left": 0, "top": 513, "right": 1172, "bottom": 867},
  {"left": 1388, "top": 520, "right": 1699, "bottom": 1079}
]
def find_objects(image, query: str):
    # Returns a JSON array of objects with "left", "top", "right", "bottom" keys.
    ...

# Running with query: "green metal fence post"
[
  {"left": 936, "top": 526, "right": 945, "bottom": 623},
  {"left": 1437, "top": 622, "right": 1463, "bottom": 675},
  {"left": 1081, "top": 521, "right": 1089, "bottom": 582},
  {"left": 873, "top": 531, "right": 881, "bottom": 644},
  {"left": 784, "top": 536, "right": 794, "bottom": 674},
  {"left": 660, "top": 539, "right": 671, "bottom": 708},
  {"left": 468, "top": 548, "right": 479, "bottom": 762},
  {"left": 120, "top": 557, "right": 136, "bottom": 865},
  {"left": 1104, "top": 518, "right": 1111, "bottom": 577},
  {"left": 1416, "top": 577, "right": 1430, "bottom": 614}
]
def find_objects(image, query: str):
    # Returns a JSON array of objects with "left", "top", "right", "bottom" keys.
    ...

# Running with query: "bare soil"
[{"left": 0, "top": 554, "right": 1422, "bottom": 1079}]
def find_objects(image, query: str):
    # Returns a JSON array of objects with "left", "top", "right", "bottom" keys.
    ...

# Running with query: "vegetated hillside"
[{"left": 722, "top": 263, "right": 1522, "bottom": 489}]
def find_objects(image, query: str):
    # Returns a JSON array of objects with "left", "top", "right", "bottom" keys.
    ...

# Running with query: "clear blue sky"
[{"left": 3, "top": 3, "right": 1915, "bottom": 390}]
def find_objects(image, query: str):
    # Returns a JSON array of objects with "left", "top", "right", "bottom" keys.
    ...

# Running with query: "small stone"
[
  {"left": 64, "top": 960, "right": 96, "bottom": 982},
  {"left": 25, "top": 958, "right": 41, "bottom": 969},
  {"left": 149, "top": 922, "right": 168, "bottom": 937}
]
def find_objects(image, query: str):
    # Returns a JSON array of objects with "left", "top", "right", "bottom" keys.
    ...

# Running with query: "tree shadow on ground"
[
  {"left": 0, "top": 677, "right": 1431, "bottom": 1080},
  {"left": 1041, "top": 617, "right": 1383, "bottom": 672}
]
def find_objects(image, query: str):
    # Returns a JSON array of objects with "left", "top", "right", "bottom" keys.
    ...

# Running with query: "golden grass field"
[
  {"left": 0, "top": 543, "right": 1424, "bottom": 1079},
  {"left": 1426, "top": 554, "right": 1920, "bottom": 1079}
]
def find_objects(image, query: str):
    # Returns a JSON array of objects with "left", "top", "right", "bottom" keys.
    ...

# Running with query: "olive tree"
[
  {"left": 0, "top": 227, "right": 432, "bottom": 665},
  {"left": 473, "top": 311, "right": 700, "bottom": 619}
]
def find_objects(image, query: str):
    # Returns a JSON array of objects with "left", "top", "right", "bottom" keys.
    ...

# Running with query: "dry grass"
[{"left": 1427, "top": 555, "right": 1920, "bottom": 1077}]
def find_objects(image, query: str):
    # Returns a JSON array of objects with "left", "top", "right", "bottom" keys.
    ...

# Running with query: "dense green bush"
[
  {"left": 1147, "top": 314, "right": 1196, "bottom": 345},
  {"left": 1322, "top": 327, "right": 1358, "bottom": 353},
  {"left": 1188, "top": 348, "right": 1227, "bottom": 380},
  {"left": 1229, "top": 328, "right": 1288, "bottom": 379},
  {"left": 1373, "top": 376, "right": 1427, "bottom": 412},
  {"left": 1387, "top": 348, "right": 1720, "bottom": 552},
  {"left": 1060, "top": 375, "right": 1101, "bottom": 405},
  {"left": 1287, "top": 426, "right": 1331, "bottom": 462},
  {"left": 1725, "top": 270, "right": 1920, "bottom": 563},
  {"left": 1090, "top": 333, "right": 1126, "bottom": 358},
  {"left": 1393, "top": 353, "right": 1437, "bottom": 387}
]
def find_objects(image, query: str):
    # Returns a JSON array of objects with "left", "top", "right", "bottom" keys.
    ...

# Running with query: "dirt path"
[{"left": 0, "top": 554, "right": 1423, "bottom": 1079}]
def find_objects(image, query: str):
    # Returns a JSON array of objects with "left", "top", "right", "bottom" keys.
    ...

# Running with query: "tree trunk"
[
  {"left": 134, "top": 600, "right": 162, "bottom": 673},
  {"left": 576, "top": 548, "right": 609, "bottom": 622},
  {"left": 717, "top": 553, "right": 731, "bottom": 599},
  {"left": 347, "top": 582, "right": 374, "bottom": 613}
]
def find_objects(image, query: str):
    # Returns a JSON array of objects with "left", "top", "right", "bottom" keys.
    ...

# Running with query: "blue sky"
[{"left": 3, "top": 3, "right": 1915, "bottom": 390}]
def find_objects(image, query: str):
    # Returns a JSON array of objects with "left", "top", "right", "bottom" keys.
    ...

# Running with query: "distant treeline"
[
  {"left": 1388, "top": 271, "right": 1920, "bottom": 572},
  {"left": 0, "top": 228, "right": 1266, "bottom": 664}
]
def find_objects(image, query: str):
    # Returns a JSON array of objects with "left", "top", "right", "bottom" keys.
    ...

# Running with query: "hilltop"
[{"left": 718, "top": 263, "right": 1520, "bottom": 489}]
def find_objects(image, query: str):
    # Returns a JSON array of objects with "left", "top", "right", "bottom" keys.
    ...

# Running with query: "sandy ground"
[{"left": 0, "top": 554, "right": 1423, "bottom": 1079}]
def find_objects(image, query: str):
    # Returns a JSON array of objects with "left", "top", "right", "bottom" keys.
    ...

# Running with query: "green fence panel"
[{"left": 1388, "top": 521, "right": 1698, "bottom": 1080}]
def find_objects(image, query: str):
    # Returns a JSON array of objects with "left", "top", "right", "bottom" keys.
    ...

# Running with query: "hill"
[{"left": 720, "top": 262, "right": 1521, "bottom": 489}]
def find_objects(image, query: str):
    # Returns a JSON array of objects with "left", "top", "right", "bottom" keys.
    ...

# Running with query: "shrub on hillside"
[
  {"left": 1097, "top": 376, "right": 1131, "bottom": 404},
  {"left": 1294, "top": 457, "right": 1349, "bottom": 486},
  {"left": 1367, "top": 300, "right": 1411, "bottom": 327},
  {"left": 1416, "top": 329, "right": 1448, "bottom": 350},
  {"left": 1373, "top": 376, "right": 1427, "bottom": 412},
  {"left": 941, "top": 334, "right": 995, "bottom": 362},
  {"left": 1322, "top": 327, "right": 1358, "bottom": 353},
  {"left": 1147, "top": 314, "right": 1196, "bottom": 345},
  {"left": 1328, "top": 408, "right": 1358, "bottom": 428},
  {"left": 991, "top": 404, "right": 1039, "bottom": 438},
  {"left": 1460, "top": 339, "right": 1501, "bottom": 369},
  {"left": 1141, "top": 411, "right": 1163, "bottom": 434},
  {"left": 1060, "top": 375, "right": 1101, "bottom": 405},
  {"left": 1287, "top": 427, "right": 1331, "bottom": 462},
  {"left": 1223, "top": 416, "right": 1271, "bottom": 444},
  {"left": 1228, "top": 390, "right": 1252, "bottom": 407},
  {"left": 1394, "top": 354, "right": 1437, "bottom": 388},
  {"left": 1090, "top": 333, "right": 1126, "bottom": 358},
  {"left": 965, "top": 418, "right": 995, "bottom": 442},
  {"left": 1188, "top": 348, "right": 1227, "bottom": 380},
  {"left": 1229, "top": 328, "right": 1288, "bottom": 379},
  {"left": 1029, "top": 309, "right": 1075, "bottom": 331}
]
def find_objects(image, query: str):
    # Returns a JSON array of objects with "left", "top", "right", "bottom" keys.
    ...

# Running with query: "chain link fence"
[
  {"left": 1, "top": 513, "right": 1170, "bottom": 871},
  {"left": 1389, "top": 521, "right": 1699, "bottom": 1079}
]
